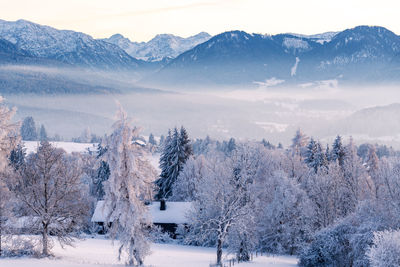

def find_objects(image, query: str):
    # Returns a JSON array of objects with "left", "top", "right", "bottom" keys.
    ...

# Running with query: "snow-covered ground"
[
  {"left": 0, "top": 237, "right": 298, "bottom": 267},
  {"left": 23, "top": 141, "right": 97, "bottom": 154},
  {"left": 22, "top": 141, "right": 161, "bottom": 172}
]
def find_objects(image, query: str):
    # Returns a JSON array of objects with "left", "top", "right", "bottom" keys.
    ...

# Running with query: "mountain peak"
[
  {"left": 102, "top": 31, "right": 211, "bottom": 61},
  {"left": 0, "top": 19, "right": 139, "bottom": 69}
]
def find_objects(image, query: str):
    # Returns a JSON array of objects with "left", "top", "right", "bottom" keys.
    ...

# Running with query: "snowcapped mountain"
[
  {"left": 290, "top": 32, "right": 338, "bottom": 44},
  {"left": 2, "top": 19, "right": 400, "bottom": 90},
  {"left": 143, "top": 26, "right": 400, "bottom": 88},
  {"left": 0, "top": 19, "right": 140, "bottom": 69},
  {"left": 101, "top": 32, "right": 211, "bottom": 61},
  {"left": 0, "top": 37, "right": 30, "bottom": 62}
]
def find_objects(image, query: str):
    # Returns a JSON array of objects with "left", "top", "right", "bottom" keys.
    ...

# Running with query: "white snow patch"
[
  {"left": 283, "top": 38, "right": 309, "bottom": 50},
  {"left": 92, "top": 200, "right": 192, "bottom": 224},
  {"left": 291, "top": 57, "right": 300, "bottom": 76},
  {"left": 23, "top": 141, "right": 97, "bottom": 155},
  {"left": 0, "top": 237, "right": 298, "bottom": 267}
]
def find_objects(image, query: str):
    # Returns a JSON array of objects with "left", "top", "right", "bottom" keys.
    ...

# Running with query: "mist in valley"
[{"left": 3, "top": 65, "right": 400, "bottom": 148}]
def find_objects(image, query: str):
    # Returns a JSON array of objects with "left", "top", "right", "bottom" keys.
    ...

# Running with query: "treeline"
[
  {"left": 156, "top": 129, "right": 400, "bottom": 266},
  {"left": 2, "top": 98, "right": 400, "bottom": 266}
]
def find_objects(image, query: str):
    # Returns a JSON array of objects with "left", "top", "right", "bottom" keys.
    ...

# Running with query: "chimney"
[{"left": 160, "top": 199, "right": 166, "bottom": 211}]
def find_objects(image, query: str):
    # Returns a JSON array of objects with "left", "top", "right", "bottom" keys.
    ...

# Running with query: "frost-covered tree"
[
  {"left": 332, "top": 135, "right": 346, "bottom": 167},
  {"left": 291, "top": 129, "right": 308, "bottom": 158},
  {"left": 155, "top": 127, "right": 192, "bottom": 199},
  {"left": 171, "top": 155, "right": 208, "bottom": 201},
  {"left": 0, "top": 99, "right": 19, "bottom": 255},
  {"left": 20, "top": 116, "right": 37, "bottom": 141},
  {"left": 305, "top": 138, "right": 317, "bottom": 172},
  {"left": 185, "top": 147, "right": 256, "bottom": 265},
  {"left": 340, "top": 138, "right": 371, "bottom": 215},
  {"left": 305, "top": 139, "right": 328, "bottom": 174},
  {"left": 39, "top": 124, "right": 48, "bottom": 141},
  {"left": 366, "top": 229, "right": 400, "bottom": 267},
  {"left": 148, "top": 133, "right": 156, "bottom": 146},
  {"left": 226, "top": 137, "right": 236, "bottom": 154},
  {"left": 10, "top": 141, "right": 90, "bottom": 256},
  {"left": 103, "top": 107, "right": 156, "bottom": 266},
  {"left": 8, "top": 143, "right": 26, "bottom": 171},
  {"left": 93, "top": 160, "right": 110, "bottom": 200},
  {"left": 261, "top": 139, "right": 275, "bottom": 149}
]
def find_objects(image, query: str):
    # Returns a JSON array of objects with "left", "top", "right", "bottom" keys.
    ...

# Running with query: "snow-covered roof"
[
  {"left": 91, "top": 200, "right": 192, "bottom": 224},
  {"left": 149, "top": 201, "right": 192, "bottom": 224}
]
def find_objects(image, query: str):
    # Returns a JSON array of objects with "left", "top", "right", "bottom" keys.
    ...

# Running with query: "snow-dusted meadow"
[{"left": 0, "top": 236, "right": 298, "bottom": 267}]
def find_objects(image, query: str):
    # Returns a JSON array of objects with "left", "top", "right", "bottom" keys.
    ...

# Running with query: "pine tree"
[
  {"left": 94, "top": 161, "right": 110, "bottom": 200},
  {"left": 159, "top": 135, "right": 165, "bottom": 146},
  {"left": 103, "top": 107, "right": 156, "bottom": 266},
  {"left": 20, "top": 116, "right": 37, "bottom": 141},
  {"left": 155, "top": 127, "right": 192, "bottom": 199},
  {"left": 315, "top": 142, "right": 329, "bottom": 173},
  {"left": 39, "top": 124, "right": 48, "bottom": 141},
  {"left": 148, "top": 133, "right": 157, "bottom": 146},
  {"left": 227, "top": 137, "right": 236, "bottom": 154},
  {"left": 9, "top": 143, "right": 26, "bottom": 171},
  {"left": 325, "top": 144, "right": 331, "bottom": 162},
  {"left": 332, "top": 135, "right": 346, "bottom": 167},
  {"left": 291, "top": 129, "right": 308, "bottom": 157},
  {"left": 179, "top": 126, "right": 193, "bottom": 159},
  {"left": 305, "top": 138, "right": 318, "bottom": 173}
]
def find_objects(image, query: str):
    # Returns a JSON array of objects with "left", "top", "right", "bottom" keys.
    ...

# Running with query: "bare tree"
[
  {"left": 185, "top": 152, "right": 254, "bottom": 266},
  {"left": 10, "top": 141, "right": 90, "bottom": 256},
  {"left": 0, "top": 98, "right": 18, "bottom": 256}
]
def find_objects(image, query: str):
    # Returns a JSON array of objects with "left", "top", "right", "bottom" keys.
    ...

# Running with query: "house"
[{"left": 91, "top": 200, "right": 192, "bottom": 238}]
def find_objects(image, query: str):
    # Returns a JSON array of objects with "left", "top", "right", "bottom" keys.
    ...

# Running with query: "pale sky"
[{"left": 1, "top": 0, "right": 399, "bottom": 42}]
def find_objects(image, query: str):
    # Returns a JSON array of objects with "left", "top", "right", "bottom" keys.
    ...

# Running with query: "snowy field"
[
  {"left": 0, "top": 237, "right": 298, "bottom": 267},
  {"left": 22, "top": 141, "right": 161, "bottom": 172},
  {"left": 23, "top": 141, "right": 97, "bottom": 154}
]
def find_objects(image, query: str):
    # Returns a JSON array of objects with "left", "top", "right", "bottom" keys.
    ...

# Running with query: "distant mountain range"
[
  {"left": 2, "top": 19, "right": 400, "bottom": 92},
  {"left": 143, "top": 26, "right": 400, "bottom": 88},
  {"left": 0, "top": 19, "right": 142, "bottom": 70},
  {"left": 101, "top": 32, "right": 211, "bottom": 62}
]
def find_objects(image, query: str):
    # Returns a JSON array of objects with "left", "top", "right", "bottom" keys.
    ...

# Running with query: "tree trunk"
[
  {"left": 42, "top": 224, "right": 49, "bottom": 256},
  {"left": 217, "top": 238, "right": 223, "bottom": 266}
]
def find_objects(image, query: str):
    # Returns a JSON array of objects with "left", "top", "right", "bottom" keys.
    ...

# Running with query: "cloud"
[{"left": 254, "top": 77, "right": 285, "bottom": 87}]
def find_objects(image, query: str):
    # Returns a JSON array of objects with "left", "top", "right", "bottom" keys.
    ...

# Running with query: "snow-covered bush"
[
  {"left": 299, "top": 200, "right": 400, "bottom": 267},
  {"left": 299, "top": 222, "right": 354, "bottom": 267},
  {"left": 149, "top": 225, "right": 174, "bottom": 244},
  {"left": 366, "top": 229, "right": 400, "bottom": 267},
  {"left": 1, "top": 236, "right": 40, "bottom": 257}
]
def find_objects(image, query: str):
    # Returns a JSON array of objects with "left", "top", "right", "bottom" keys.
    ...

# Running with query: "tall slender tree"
[
  {"left": 332, "top": 135, "right": 346, "bottom": 168},
  {"left": 155, "top": 126, "right": 192, "bottom": 199},
  {"left": 103, "top": 107, "right": 156, "bottom": 266}
]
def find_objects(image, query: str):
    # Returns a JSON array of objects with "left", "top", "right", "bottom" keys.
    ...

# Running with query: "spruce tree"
[
  {"left": 148, "top": 133, "right": 157, "bottom": 146},
  {"left": 156, "top": 126, "right": 192, "bottom": 199},
  {"left": 227, "top": 137, "right": 237, "bottom": 154},
  {"left": 20, "top": 116, "right": 37, "bottom": 141},
  {"left": 332, "top": 135, "right": 346, "bottom": 167},
  {"left": 9, "top": 144, "right": 26, "bottom": 171},
  {"left": 305, "top": 138, "right": 318, "bottom": 173},
  {"left": 39, "top": 124, "right": 48, "bottom": 141},
  {"left": 291, "top": 129, "right": 308, "bottom": 157}
]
